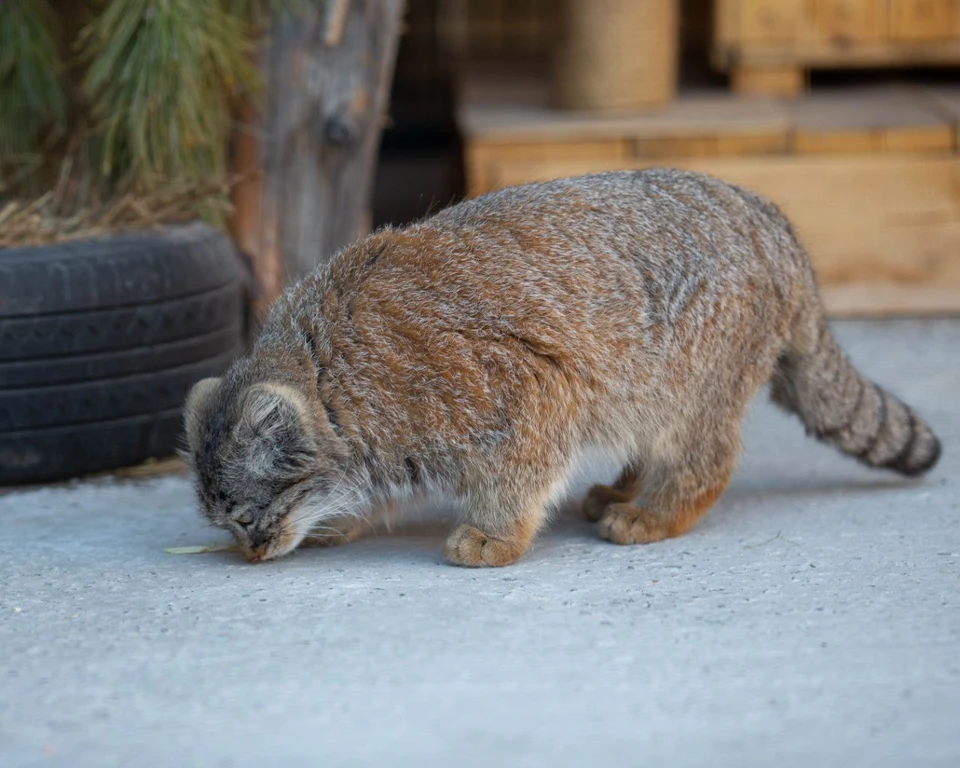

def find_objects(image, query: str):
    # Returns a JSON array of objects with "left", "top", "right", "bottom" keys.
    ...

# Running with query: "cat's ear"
[
  {"left": 183, "top": 377, "right": 223, "bottom": 454},
  {"left": 239, "top": 383, "right": 317, "bottom": 476}
]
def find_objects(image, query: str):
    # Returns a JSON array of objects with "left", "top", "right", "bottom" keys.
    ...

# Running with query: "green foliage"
[
  {"left": 0, "top": 0, "right": 66, "bottom": 158},
  {"left": 0, "top": 0, "right": 304, "bottom": 224},
  {"left": 78, "top": 0, "right": 256, "bottom": 190}
]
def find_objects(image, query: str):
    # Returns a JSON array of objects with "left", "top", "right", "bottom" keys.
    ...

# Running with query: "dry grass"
[{"left": 0, "top": 176, "right": 244, "bottom": 248}]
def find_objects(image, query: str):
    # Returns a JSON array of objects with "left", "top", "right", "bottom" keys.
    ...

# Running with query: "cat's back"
[
  {"left": 431, "top": 169, "right": 778, "bottom": 241},
  {"left": 423, "top": 169, "right": 798, "bottom": 286},
  {"left": 296, "top": 169, "right": 805, "bottom": 350},
  {"left": 418, "top": 168, "right": 801, "bottom": 303}
]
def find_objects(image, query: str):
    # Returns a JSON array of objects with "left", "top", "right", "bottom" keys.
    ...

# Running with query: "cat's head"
[{"left": 182, "top": 377, "right": 357, "bottom": 562}]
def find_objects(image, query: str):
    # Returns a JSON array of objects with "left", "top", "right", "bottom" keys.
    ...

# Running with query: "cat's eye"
[{"left": 235, "top": 511, "right": 253, "bottom": 526}]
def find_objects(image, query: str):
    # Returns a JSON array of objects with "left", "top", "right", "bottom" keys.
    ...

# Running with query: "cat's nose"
[{"left": 246, "top": 549, "right": 264, "bottom": 563}]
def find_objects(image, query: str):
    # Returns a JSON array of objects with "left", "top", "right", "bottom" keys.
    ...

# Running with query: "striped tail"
[{"left": 771, "top": 320, "right": 941, "bottom": 477}]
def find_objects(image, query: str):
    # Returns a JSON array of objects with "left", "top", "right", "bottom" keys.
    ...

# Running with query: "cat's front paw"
[
  {"left": 445, "top": 524, "right": 527, "bottom": 567},
  {"left": 597, "top": 503, "right": 668, "bottom": 545}
]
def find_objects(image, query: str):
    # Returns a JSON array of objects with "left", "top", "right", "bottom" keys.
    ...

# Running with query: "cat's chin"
[{"left": 243, "top": 527, "right": 307, "bottom": 563}]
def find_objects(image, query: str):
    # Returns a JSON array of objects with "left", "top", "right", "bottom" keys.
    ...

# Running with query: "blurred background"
[
  {"left": 377, "top": 0, "right": 960, "bottom": 320},
  {"left": 6, "top": 0, "right": 960, "bottom": 315}
]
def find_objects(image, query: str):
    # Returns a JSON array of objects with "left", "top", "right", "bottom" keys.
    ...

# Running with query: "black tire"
[
  {"left": 0, "top": 410, "right": 186, "bottom": 484},
  {"left": 0, "top": 223, "right": 240, "bottom": 316},
  {"left": 0, "top": 223, "right": 245, "bottom": 485},
  {"left": 0, "top": 282, "right": 242, "bottom": 361}
]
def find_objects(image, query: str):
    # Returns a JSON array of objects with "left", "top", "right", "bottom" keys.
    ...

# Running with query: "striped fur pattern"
[
  {"left": 183, "top": 169, "right": 941, "bottom": 566},
  {"left": 770, "top": 321, "right": 940, "bottom": 476}
]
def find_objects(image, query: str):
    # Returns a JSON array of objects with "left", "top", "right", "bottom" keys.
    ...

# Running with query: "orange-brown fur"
[{"left": 183, "top": 170, "right": 941, "bottom": 567}]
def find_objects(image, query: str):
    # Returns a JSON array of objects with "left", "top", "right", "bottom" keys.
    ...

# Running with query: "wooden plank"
[
  {"left": 713, "top": 0, "right": 740, "bottom": 50},
  {"left": 460, "top": 83, "right": 954, "bottom": 155},
  {"left": 469, "top": 139, "right": 630, "bottom": 164},
  {"left": 731, "top": 64, "right": 806, "bottom": 96},
  {"left": 632, "top": 131, "right": 789, "bottom": 158},
  {"left": 788, "top": 87, "right": 954, "bottom": 153},
  {"left": 737, "top": 0, "right": 808, "bottom": 43},
  {"left": 884, "top": 126, "right": 957, "bottom": 151},
  {"left": 716, "top": 0, "right": 893, "bottom": 51},
  {"left": 713, "top": 1, "right": 960, "bottom": 76},
  {"left": 888, "top": 0, "right": 959, "bottom": 41},
  {"left": 726, "top": 39, "right": 960, "bottom": 65},
  {"left": 814, "top": 0, "right": 887, "bottom": 43},
  {"left": 461, "top": 83, "right": 952, "bottom": 155},
  {"left": 465, "top": 154, "right": 960, "bottom": 291},
  {"left": 461, "top": 92, "right": 790, "bottom": 189},
  {"left": 458, "top": 89, "right": 790, "bottom": 144},
  {"left": 820, "top": 284, "right": 960, "bottom": 317},
  {"left": 465, "top": 139, "right": 630, "bottom": 196},
  {"left": 468, "top": 132, "right": 786, "bottom": 190}
]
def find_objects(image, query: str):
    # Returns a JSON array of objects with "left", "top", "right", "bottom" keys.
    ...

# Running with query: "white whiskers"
[{"left": 275, "top": 471, "right": 371, "bottom": 552}]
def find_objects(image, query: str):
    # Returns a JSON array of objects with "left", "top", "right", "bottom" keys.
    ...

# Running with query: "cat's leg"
[
  {"left": 445, "top": 473, "right": 558, "bottom": 567},
  {"left": 597, "top": 423, "right": 740, "bottom": 545},
  {"left": 582, "top": 462, "right": 645, "bottom": 522}
]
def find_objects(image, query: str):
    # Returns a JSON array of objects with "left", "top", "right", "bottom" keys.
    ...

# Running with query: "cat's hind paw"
[{"left": 597, "top": 503, "right": 669, "bottom": 545}]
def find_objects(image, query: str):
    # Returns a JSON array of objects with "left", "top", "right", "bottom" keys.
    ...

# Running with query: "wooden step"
[
  {"left": 713, "top": 0, "right": 960, "bottom": 97},
  {"left": 458, "top": 81, "right": 960, "bottom": 317}
]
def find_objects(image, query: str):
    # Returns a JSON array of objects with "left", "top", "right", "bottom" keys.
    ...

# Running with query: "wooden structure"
[
  {"left": 223, "top": 0, "right": 960, "bottom": 319},
  {"left": 459, "top": 80, "right": 960, "bottom": 317},
  {"left": 552, "top": 0, "right": 678, "bottom": 111},
  {"left": 713, "top": 0, "right": 960, "bottom": 97},
  {"left": 230, "top": 0, "right": 405, "bottom": 319}
]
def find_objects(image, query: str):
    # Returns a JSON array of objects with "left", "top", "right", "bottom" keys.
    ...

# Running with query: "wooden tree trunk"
[{"left": 246, "top": 0, "right": 405, "bottom": 317}]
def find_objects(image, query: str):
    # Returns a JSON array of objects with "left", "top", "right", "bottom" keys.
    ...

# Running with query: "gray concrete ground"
[{"left": 1, "top": 319, "right": 959, "bottom": 768}]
